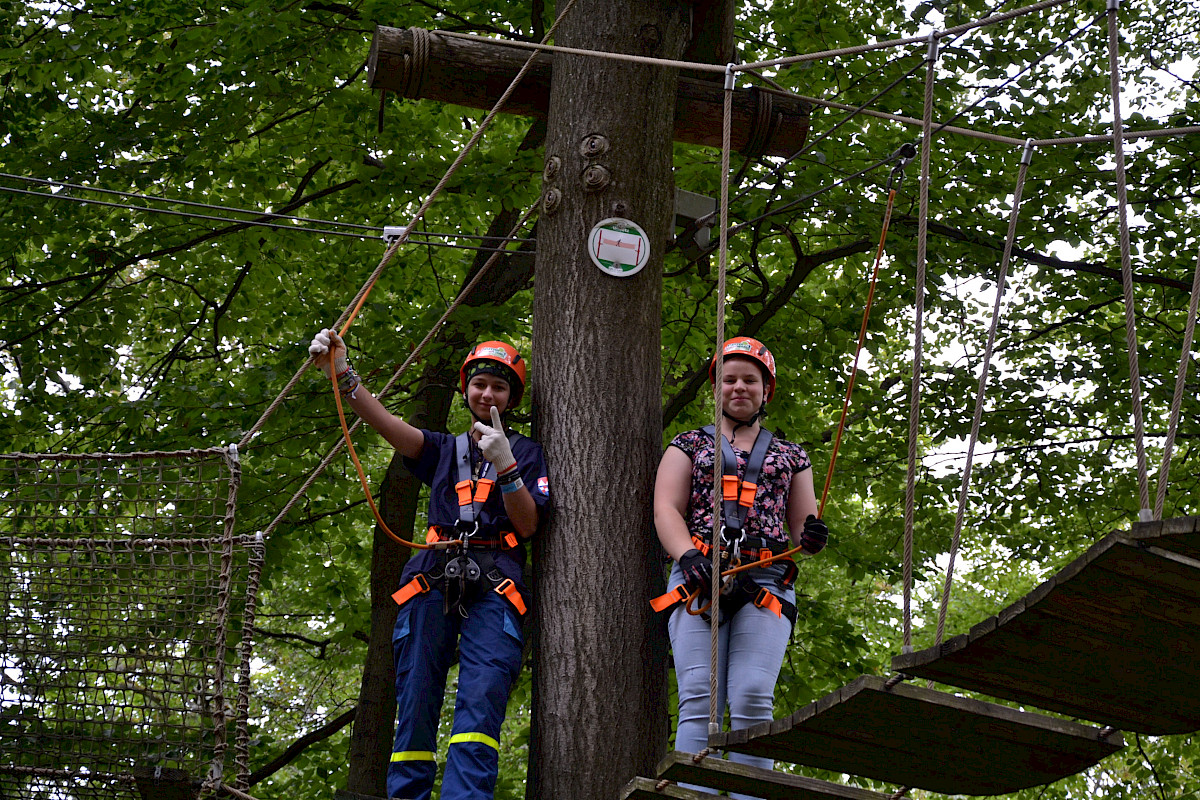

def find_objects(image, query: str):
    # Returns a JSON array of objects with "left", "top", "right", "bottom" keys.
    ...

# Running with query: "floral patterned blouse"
[{"left": 667, "top": 428, "right": 811, "bottom": 545}]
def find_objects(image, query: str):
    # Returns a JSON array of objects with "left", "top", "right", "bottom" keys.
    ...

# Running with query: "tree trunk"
[{"left": 529, "top": 2, "right": 688, "bottom": 797}]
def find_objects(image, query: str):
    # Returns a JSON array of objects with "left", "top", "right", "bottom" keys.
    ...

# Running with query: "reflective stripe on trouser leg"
[
  {"left": 439, "top": 591, "right": 523, "bottom": 800},
  {"left": 388, "top": 590, "right": 457, "bottom": 800}
]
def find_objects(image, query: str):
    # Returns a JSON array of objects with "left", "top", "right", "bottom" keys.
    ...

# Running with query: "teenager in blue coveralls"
[
  {"left": 309, "top": 331, "right": 549, "bottom": 800},
  {"left": 653, "top": 337, "right": 827, "bottom": 799}
]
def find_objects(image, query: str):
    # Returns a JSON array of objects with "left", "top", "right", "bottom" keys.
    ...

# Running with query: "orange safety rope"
[
  {"left": 682, "top": 147, "right": 915, "bottom": 613},
  {"left": 329, "top": 368, "right": 454, "bottom": 550}
]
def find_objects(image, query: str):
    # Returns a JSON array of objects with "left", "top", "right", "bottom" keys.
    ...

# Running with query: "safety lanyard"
[
  {"left": 454, "top": 432, "right": 494, "bottom": 531},
  {"left": 703, "top": 425, "right": 774, "bottom": 537}
]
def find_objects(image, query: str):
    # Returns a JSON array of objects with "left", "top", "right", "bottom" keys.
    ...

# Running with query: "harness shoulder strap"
[
  {"left": 702, "top": 425, "right": 773, "bottom": 534},
  {"left": 454, "top": 432, "right": 494, "bottom": 528}
]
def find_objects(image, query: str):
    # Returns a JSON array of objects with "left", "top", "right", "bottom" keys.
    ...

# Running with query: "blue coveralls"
[{"left": 388, "top": 429, "right": 549, "bottom": 800}]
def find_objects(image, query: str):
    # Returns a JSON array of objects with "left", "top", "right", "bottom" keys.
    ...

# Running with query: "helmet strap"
[{"left": 722, "top": 403, "right": 766, "bottom": 434}]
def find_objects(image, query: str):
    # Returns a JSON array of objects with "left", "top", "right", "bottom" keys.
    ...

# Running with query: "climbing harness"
[
  {"left": 651, "top": 425, "right": 798, "bottom": 625},
  {"left": 391, "top": 432, "right": 527, "bottom": 617}
]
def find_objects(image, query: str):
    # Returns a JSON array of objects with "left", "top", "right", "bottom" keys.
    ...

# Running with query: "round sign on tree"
[{"left": 587, "top": 217, "right": 650, "bottom": 277}]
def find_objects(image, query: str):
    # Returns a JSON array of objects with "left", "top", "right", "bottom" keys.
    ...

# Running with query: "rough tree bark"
[{"left": 529, "top": 2, "right": 690, "bottom": 797}]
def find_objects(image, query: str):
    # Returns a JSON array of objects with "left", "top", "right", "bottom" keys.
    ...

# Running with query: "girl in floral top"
[{"left": 654, "top": 337, "right": 827, "bottom": 794}]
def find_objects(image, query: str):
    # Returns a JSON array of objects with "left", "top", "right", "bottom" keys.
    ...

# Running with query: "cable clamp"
[
  {"left": 724, "top": 63, "right": 736, "bottom": 92},
  {"left": 925, "top": 31, "right": 939, "bottom": 62},
  {"left": 383, "top": 225, "right": 409, "bottom": 245},
  {"left": 1021, "top": 139, "right": 1035, "bottom": 166}
]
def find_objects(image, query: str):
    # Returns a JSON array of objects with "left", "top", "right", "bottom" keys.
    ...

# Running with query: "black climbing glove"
[
  {"left": 678, "top": 548, "right": 714, "bottom": 593},
  {"left": 801, "top": 515, "right": 828, "bottom": 555}
]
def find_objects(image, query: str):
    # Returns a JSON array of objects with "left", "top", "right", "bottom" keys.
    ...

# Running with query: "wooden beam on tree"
[{"left": 368, "top": 26, "right": 810, "bottom": 158}]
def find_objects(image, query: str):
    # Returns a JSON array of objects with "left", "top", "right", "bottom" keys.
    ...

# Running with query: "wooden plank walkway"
[
  {"left": 709, "top": 675, "right": 1123, "bottom": 795},
  {"left": 622, "top": 776, "right": 722, "bottom": 799},
  {"left": 623, "top": 518, "right": 1200, "bottom": 796},
  {"left": 893, "top": 516, "right": 1200, "bottom": 734},
  {"left": 648, "top": 751, "right": 891, "bottom": 800}
]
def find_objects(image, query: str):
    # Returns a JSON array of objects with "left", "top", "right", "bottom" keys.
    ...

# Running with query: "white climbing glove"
[
  {"left": 473, "top": 406, "right": 517, "bottom": 474},
  {"left": 308, "top": 328, "right": 349, "bottom": 379}
]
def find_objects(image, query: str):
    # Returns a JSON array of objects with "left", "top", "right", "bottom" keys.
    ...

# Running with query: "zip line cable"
[
  {"left": 0, "top": 171, "right": 536, "bottom": 243},
  {"left": 0, "top": 182, "right": 536, "bottom": 254}
]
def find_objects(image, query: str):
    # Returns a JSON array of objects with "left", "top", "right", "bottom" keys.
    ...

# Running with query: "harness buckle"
[
  {"left": 721, "top": 474, "right": 739, "bottom": 502},
  {"left": 473, "top": 478, "right": 494, "bottom": 504},
  {"left": 493, "top": 577, "right": 527, "bottom": 615},
  {"left": 455, "top": 479, "right": 474, "bottom": 506},
  {"left": 753, "top": 586, "right": 784, "bottom": 618}
]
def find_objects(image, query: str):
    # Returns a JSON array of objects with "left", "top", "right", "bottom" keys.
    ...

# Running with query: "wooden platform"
[
  {"left": 650, "top": 751, "right": 891, "bottom": 800},
  {"left": 621, "top": 776, "right": 722, "bottom": 800},
  {"left": 710, "top": 675, "right": 1124, "bottom": 796},
  {"left": 893, "top": 516, "right": 1200, "bottom": 734}
]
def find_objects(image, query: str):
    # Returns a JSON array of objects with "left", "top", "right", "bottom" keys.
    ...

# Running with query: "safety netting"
[{"left": 0, "top": 448, "right": 259, "bottom": 800}]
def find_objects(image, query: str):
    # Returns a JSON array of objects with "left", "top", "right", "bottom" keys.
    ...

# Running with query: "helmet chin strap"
[{"left": 723, "top": 404, "right": 766, "bottom": 435}]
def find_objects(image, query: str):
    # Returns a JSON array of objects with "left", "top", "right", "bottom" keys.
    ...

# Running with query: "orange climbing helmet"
[
  {"left": 709, "top": 336, "right": 777, "bottom": 402},
  {"left": 460, "top": 341, "right": 527, "bottom": 406}
]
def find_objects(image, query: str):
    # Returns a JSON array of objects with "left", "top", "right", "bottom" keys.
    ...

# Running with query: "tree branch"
[{"left": 248, "top": 706, "right": 357, "bottom": 786}]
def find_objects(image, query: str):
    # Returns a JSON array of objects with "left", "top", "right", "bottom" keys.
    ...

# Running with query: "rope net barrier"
[{"left": 0, "top": 448, "right": 256, "bottom": 800}]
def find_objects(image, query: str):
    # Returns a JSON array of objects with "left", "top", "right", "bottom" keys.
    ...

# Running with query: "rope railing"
[
  {"left": 1153, "top": 242, "right": 1200, "bottom": 519},
  {"left": 708, "top": 62, "right": 738, "bottom": 739},
  {"left": 1105, "top": 0, "right": 1153, "bottom": 521}
]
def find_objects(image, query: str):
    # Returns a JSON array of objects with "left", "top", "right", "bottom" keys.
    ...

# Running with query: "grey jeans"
[{"left": 666, "top": 562, "right": 794, "bottom": 800}]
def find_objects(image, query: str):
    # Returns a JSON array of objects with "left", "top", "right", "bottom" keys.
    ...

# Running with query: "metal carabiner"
[
  {"left": 886, "top": 142, "right": 919, "bottom": 193},
  {"left": 454, "top": 519, "right": 479, "bottom": 543}
]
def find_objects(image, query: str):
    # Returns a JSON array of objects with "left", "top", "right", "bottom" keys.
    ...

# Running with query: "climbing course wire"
[
  {"left": 934, "top": 140, "right": 1036, "bottom": 653},
  {"left": 903, "top": 32, "right": 939, "bottom": 655},
  {"left": 820, "top": 147, "right": 916, "bottom": 517},
  {"left": 236, "top": 0, "right": 582, "bottom": 458},
  {"left": 1105, "top": 0, "right": 1153, "bottom": 521},
  {"left": 0, "top": 180, "right": 536, "bottom": 254},
  {"left": 1154, "top": 242, "right": 1200, "bottom": 520},
  {"left": 258, "top": 200, "right": 540, "bottom": 544}
]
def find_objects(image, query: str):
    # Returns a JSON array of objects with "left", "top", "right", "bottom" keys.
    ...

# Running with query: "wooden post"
[{"left": 368, "top": 26, "right": 810, "bottom": 158}]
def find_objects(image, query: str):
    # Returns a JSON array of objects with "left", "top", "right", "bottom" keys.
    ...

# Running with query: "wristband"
[
  {"left": 337, "top": 366, "right": 361, "bottom": 399},
  {"left": 496, "top": 463, "right": 521, "bottom": 484},
  {"left": 500, "top": 476, "right": 525, "bottom": 494}
]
